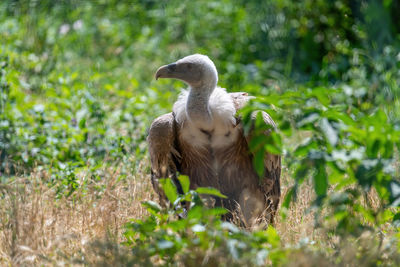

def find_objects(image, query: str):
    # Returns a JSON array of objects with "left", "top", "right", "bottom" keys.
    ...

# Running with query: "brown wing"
[
  {"left": 230, "top": 93, "right": 282, "bottom": 224},
  {"left": 147, "top": 112, "right": 181, "bottom": 207},
  {"left": 254, "top": 111, "right": 281, "bottom": 224}
]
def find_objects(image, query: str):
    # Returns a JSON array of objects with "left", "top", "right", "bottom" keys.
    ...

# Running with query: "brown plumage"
[{"left": 148, "top": 54, "right": 281, "bottom": 227}]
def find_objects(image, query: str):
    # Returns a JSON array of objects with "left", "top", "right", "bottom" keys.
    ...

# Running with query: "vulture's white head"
[{"left": 155, "top": 54, "right": 218, "bottom": 90}]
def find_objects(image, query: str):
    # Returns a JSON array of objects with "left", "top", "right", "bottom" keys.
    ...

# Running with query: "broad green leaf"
[
  {"left": 282, "top": 187, "right": 294, "bottom": 209},
  {"left": 310, "top": 86, "right": 331, "bottom": 106},
  {"left": 253, "top": 148, "right": 265, "bottom": 178},
  {"left": 249, "top": 134, "right": 266, "bottom": 151},
  {"left": 294, "top": 138, "right": 317, "bottom": 157},
  {"left": 167, "top": 220, "right": 187, "bottom": 231},
  {"left": 266, "top": 226, "right": 280, "bottom": 247},
  {"left": 294, "top": 161, "right": 309, "bottom": 184},
  {"left": 393, "top": 212, "right": 400, "bottom": 226},
  {"left": 265, "top": 144, "right": 281, "bottom": 155},
  {"left": 187, "top": 205, "right": 203, "bottom": 219},
  {"left": 142, "top": 201, "right": 161, "bottom": 213},
  {"left": 314, "top": 162, "right": 328, "bottom": 197},
  {"left": 270, "top": 132, "right": 283, "bottom": 153},
  {"left": 383, "top": 140, "right": 394, "bottom": 158},
  {"left": 355, "top": 159, "right": 380, "bottom": 188},
  {"left": 160, "top": 178, "right": 178, "bottom": 203},
  {"left": 205, "top": 207, "right": 228, "bottom": 217},
  {"left": 196, "top": 187, "right": 227, "bottom": 198},
  {"left": 367, "top": 139, "right": 380, "bottom": 158},
  {"left": 280, "top": 119, "right": 292, "bottom": 136},
  {"left": 323, "top": 109, "right": 354, "bottom": 125},
  {"left": 178, "top": 175, "right": 190, "bottom": 194}
]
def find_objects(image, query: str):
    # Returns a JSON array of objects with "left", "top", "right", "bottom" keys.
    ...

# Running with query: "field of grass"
[
  {"left": 0, "top": 163, "right": 314, "bottom": 265},
  {"left": 1, "top": 1, "right": 400, "bottom": 266}
]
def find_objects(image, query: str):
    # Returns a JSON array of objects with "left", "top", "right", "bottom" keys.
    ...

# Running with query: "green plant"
[
  {"left": 123, "top": 176, "right": 285, "bottom": 266},
  {"left": 241, "top": 85, "right": 399, "bottom": 237}
]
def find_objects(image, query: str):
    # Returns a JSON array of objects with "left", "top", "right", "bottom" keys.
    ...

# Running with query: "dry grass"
[
  {"left": 0, "top": 156, "right": 395, "bottom": 266},
  {"left": 0, "top": 158, "right": 154, "bottom": 265},
  {"left": 276, "top": 174, "right": 320, "bottom": 244}
]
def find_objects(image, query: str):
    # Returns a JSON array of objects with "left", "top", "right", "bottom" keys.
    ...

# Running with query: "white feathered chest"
[{"left": 173, "top": 87, "right": 240, "bottom": 149}]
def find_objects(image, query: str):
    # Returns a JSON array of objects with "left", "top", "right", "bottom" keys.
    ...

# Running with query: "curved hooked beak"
[{"left": 155, "top": 63, "right": 177, "bottom": 80}]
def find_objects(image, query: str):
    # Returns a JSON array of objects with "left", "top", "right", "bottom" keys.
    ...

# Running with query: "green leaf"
[
  {"left": 393, "top": 212, "right": 400, "bottom": 226},
  {"left": 309, "top": 87, "right": 331, "bottom": 106},
  {"left": 167, "top": 220, "right": 187, "bottom": 231},
  {"left": 270, "top": 132, "right": 282, "bottom": 153},
  {"left": 367, "top": 139, "right": 380, "bottom": 158},
  {"left": 280, "top": 119, "right": 292, "bottom": 136},
  {"left": 323, "top": 109, "right": 354, "bottom": 125},
  {"left": 282, "top": 187, "right": 294, "bottom": 209},
  {"left": 196, "top": 187, "right": 227, "bottom": 198},
  {"left": 294, "top": 161, "right": 309, "bottom": 184},
  {"left": 205, "top": 207, "right": 228, "bottom": 216},
  {"left": 265, "top": 144, "right": 281, "bottom": 155},
  {"left": 253, "top": 148, "right": 265, "bottom": 178},
  {"left": 383, "top": 140, "right": 394, "bottom": 158},
  {"left": 355, "top": 159, "right": 380, "bottom": 189},
  {"left": 188, "top": 205, "right": 203, "bottom": 219},
  {"left": 314, "top": 162, "right": 328, "bottom": 197},
  {"left": 249, "top": 134, "right": 266, "bottom": 151},
  {"left": 160, "top": 178, "right": 178, "bottom": 203},
  {"left": 266, "top": 226, "right": 280, "bottom": 247},
  {"left": 178, "top": 175, "right": 190, "bottom": 194},
  {"left": 142, "top": 201, "right": 161, "bottom": 213},
  {"left": 294, "top": 138, "right": 317, "bottom": 157}
]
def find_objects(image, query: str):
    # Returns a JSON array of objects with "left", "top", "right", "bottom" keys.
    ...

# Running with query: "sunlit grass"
[
  {"left": 1, "top": 160, "right": 398, "bottom": 265},
  {"left": 0, "top": 159, "right": 306, "bottom": 265}
]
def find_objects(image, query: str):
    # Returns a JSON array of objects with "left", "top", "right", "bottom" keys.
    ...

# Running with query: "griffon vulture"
[{"left": 148, "top": 54, "right": 281, "bottom": 226}]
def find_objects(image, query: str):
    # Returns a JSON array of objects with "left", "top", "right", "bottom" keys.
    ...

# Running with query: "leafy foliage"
[
  {"left": 124, "top": 176, "right": 285, "bottom": 266},
  {"left": 241, "top": 85, "right": 399, "bottom": 236}
]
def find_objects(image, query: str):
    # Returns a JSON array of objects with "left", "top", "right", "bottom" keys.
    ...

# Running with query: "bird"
[{"left": 147, "top": 54, "right": 281, "bottom": 227}]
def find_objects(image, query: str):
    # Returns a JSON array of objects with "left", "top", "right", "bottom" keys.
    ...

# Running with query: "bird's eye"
[{"left": 187, "top": 63, "right": 192, "bottom": 70}]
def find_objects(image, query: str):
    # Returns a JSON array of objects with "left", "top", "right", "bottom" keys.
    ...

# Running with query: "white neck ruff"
[
  {"left": 173, "top": 87, "right": 238, "bottom": 148},
  {"left": 173, "top": 87, "right": 236, "bottom": 126}
]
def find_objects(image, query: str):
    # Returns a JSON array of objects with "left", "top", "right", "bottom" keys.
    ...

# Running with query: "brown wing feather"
[
  {"left": 147, "top": 112, "right": 181, "bottom": 206},
  {"left": 230, "top": 93, "right": 282, "bottom": 224}
]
